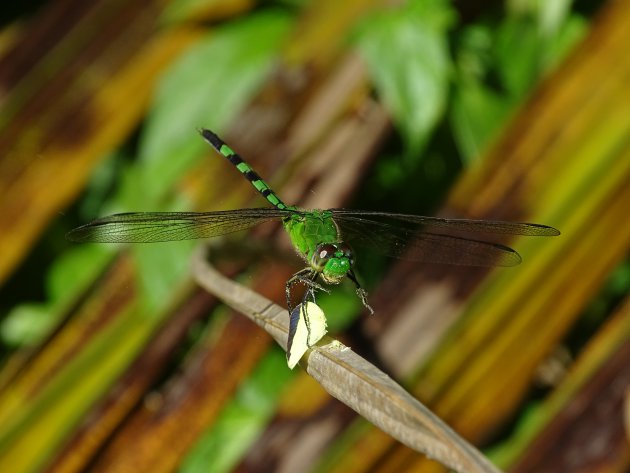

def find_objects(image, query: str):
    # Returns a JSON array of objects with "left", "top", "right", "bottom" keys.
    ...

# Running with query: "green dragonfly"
[{"left": 68, "top": 129, "right": 560, "bottom": 316}]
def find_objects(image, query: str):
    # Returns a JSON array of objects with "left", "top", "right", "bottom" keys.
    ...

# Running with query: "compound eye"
[
  {"left": 338, "top": 242, "right": 354, "bottom": 264},
  {"left": 312, "top": 243, "right": 338, "bottom": 271}
]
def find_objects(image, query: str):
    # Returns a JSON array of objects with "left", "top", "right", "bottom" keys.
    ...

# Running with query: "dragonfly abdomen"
[{"left": 200, "top": 129, "right": 288, "bottom": 211}]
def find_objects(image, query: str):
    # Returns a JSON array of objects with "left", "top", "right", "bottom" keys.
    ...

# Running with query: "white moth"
[{"left": 286, "top": 302, "right": 327, "bottom": 369}]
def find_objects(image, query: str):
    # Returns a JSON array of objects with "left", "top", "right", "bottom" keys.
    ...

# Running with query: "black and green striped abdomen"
[
  {"left": 200, "top": 129, "right": 288, "bottom": 210},
  {"left": 200, "top": 129, "right": 341, "bottom": 264}
]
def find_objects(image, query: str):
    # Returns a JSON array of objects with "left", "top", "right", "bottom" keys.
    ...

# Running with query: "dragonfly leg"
[
  {"left": 285, "top": 268, "right": 330, "bottom": 313},
  {"left": 301, "top": 271, "right": 328, "bottom": 347},
  {"left": 302, "top": 281, "right": 318, "bottom": 305},
  {"left": 300, "top": 284, "right": 318, "bottom": 345},
  {"left": 347, "top": 270, "right": 374, "bottom": 315}
]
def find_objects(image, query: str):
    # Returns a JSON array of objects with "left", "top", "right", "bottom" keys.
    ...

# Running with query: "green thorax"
[{"left": 283, "top": 209, "right": 339, "bottom": 260}]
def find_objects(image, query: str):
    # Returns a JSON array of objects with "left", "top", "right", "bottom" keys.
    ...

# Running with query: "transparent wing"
[
  {"left": 330, "top": 210, "right": 560, "bottom": 236},
  {"left": 330, "top": 211, "right": 559, "bottom": 267},
  {"left": 67, "top": 208, "right": 290, "bottom": 243}
]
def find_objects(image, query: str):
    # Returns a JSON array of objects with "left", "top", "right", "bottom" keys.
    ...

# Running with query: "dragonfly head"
[{"left": 311, "top": 242, "right": 354, "bottom": 284}]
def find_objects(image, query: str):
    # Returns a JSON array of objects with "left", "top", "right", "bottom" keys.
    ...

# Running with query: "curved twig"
[{"left": 191, "top": 245, "right": 503, "bottom": 473}]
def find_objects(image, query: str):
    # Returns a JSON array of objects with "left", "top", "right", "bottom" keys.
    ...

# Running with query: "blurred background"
[{"left": 1, "top": 0, "right": 629, "bottom": 472}]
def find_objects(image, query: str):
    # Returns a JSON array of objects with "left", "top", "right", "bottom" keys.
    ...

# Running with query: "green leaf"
[
  {"left": 449, "top": 24, "right": 512, "bottom": 163},
  {"left": 450, "top": 8, "right": 584, "bottom": 164},
  {"left": 355, "top": 0, "right": 455, "bottom": 157},
  {"left": 1, "top": 304, "right": 53, "bottom": 347},
  {"left": 495, "top": 16, "right": 543, "bottom": 97},
  {"left": 47, "top": 245, "right": 113, "bottom": 305},
  {"left": 450, "top": 81, "right": 510, "bottom": 164},
  {"left": 1, "top": 245, "right": 114, "bottom": 347},
  {"left": 133, "top": 241, "right": 197, "bottom": 314},
  {"left": 136, "top": 10, "right": 293, "bottom": 206},
  {"left": 540, "top": 14, "right": 587, "bottom": 71},
  {"left": 495, "top": 4, "right": 584, "bottom": 98}
]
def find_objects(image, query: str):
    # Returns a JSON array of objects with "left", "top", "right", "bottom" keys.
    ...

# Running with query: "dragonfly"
[{"left": 68, "top": 129, "right": 560, "bottom": 317}]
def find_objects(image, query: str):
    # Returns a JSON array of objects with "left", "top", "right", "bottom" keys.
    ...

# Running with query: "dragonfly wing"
[
  {"left": 331, "top": 213, "right": 529, "bottom": 267},
  {"left": 67, "top": 208, "right": 289, "bottom": 243},
  {"left": 330, "top": 209, "right": 560, "bottom": 236},
  {"left": 399, "top": 232, "right": 522, "bottom": 267}
]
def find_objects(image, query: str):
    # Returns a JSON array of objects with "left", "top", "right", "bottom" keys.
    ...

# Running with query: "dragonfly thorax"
[{"left": 311, "top": 242, "right": 354, "bottom": 284}]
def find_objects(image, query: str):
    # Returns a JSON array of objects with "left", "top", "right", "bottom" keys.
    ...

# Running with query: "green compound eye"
[
  {"left": 323, "top": 257, "right": 350, "bottom": 281},
  {"left": 337, "top": 242, "right": 354, "bottom": 265},
  {"left": 310, "top": 243, "right": 354, "bottom": 284},
  {"left": 310, "top": 242, "right": 354, "bottom": 284}
]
